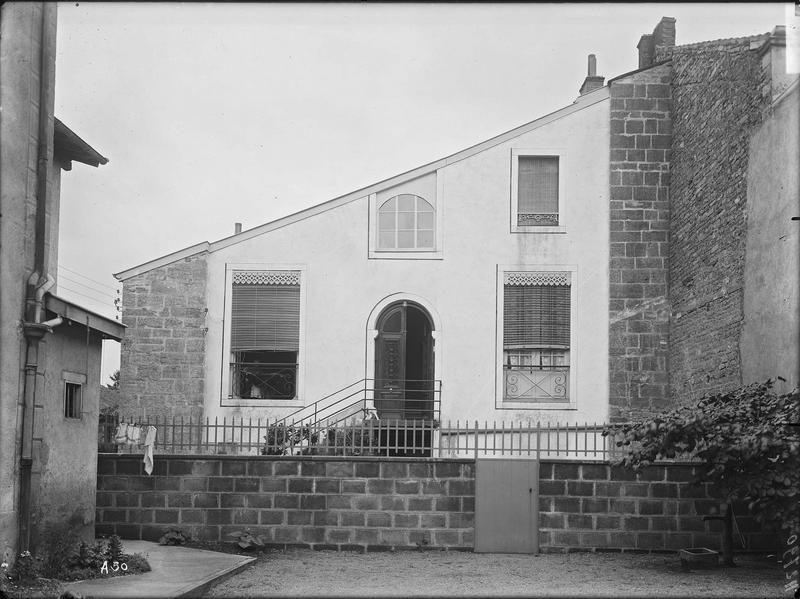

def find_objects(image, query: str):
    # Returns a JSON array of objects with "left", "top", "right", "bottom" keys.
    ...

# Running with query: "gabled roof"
[
  {"left": 54, "top": 118, "right": 108, "bottom": 170},
  {"left": 114, "top": 86, "right": 609, "bottom": 281}
]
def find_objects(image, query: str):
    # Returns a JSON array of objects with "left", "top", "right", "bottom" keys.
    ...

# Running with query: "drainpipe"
[{"left": 18, "top": 1, "right": 57, "bottom": 553}]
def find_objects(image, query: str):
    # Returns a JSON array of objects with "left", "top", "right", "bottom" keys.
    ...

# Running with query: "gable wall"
[
  {"left": 120, "top": 254, "right": 208, "bottom": 420},
  {"left": 201, "top": 96, "right": 610, "bottom": 426}
]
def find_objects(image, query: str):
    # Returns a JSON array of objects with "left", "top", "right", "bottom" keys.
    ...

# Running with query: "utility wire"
[
  {"left": 58, "top": 283, "right": 116, "bottom": 306},
  {"left": 58, "top": 265, "right": 120, "bottom": 292},
  {"left": 58, "top": 275, "right": 119, "bottom": 300}
]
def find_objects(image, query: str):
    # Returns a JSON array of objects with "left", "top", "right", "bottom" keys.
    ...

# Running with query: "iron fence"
[{"left": 99, "top": 415, "right": 629, "bottom": 460}]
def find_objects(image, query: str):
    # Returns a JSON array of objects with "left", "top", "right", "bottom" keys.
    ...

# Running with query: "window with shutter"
[
  {"left": 502, "top": 271, "right": 570, "bottom": 402},
  {"left": 229, "top": 270, "right": 301, "bottom": 399},
  {"left": 510, "top": 150, "right": 565, "bottom": 234},
  {"left": 517, "top": 156, "right": 559, "bottom": 226}
]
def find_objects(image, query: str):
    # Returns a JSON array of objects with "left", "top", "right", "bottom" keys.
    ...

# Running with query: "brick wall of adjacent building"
[
  {"left": 119, "top": 255, "right": 208, "bottom": 419},
  {"left": 667, "top": 36, "right": 770, "bottom": 403},
  {"left": 608, "top": 64, "right": 673, "bottom": 421},
  {"left": 96, "top": 455, "right": 779, "bottom": 553}
]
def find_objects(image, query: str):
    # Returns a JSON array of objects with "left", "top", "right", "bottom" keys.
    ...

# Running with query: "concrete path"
[{"left": 64, "top": 540, "right": 255, "bottom": 598}]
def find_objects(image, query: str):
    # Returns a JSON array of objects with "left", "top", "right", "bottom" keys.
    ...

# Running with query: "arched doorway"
[{"left": 374, "top": 301, "right": 435, "bottom": 421}]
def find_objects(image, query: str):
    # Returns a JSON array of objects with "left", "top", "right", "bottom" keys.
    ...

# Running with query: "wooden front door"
[{"left": 374, "top": 302, "right": 433, "bottom": 420}]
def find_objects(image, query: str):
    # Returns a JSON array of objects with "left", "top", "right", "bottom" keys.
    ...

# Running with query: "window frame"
[
  {"left": 510, "top": 148, "right": 567, "bottom": 234},
  {"left": 220, "top": 263, "right": 307, "bottom": 408},
  {"left": 368, "top": 174, "right": 444, "bottom": 260},
  {"left": 376, "top": 194, "right": 436, "bottom": 251},
  {"left": 495, "top": 265, "right": 578, "bottom": 410},
  {"left": 62, "top": 371, "right": 86, "bottom": 419}
]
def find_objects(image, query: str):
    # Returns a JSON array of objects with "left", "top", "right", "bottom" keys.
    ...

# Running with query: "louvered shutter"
[
  {"left": 518, "top": 156, "right": 559, "bottom": 215},
  {"left": 230, "top": 272, "right": 300, "bottom": 352},
  {"left": 504, "top": 282, "right": 570, "bottom": 348}
]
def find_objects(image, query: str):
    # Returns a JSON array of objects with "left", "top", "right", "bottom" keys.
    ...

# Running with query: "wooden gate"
[{"left": 474, "top": 458, "right": 539, "bottom": 553}]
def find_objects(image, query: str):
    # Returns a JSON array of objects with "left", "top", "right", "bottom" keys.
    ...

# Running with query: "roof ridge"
[{"left": 674, "top": 32, "right": 770, "bottom": 50}]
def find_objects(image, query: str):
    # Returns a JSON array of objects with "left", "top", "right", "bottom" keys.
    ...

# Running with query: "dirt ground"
[{"left": 205, "top": 549, "right": 787, "bottom": 598}]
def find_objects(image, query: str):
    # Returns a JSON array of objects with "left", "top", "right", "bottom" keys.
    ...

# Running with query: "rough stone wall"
[
  {"left": 668, "top": 37, "right": 770, "bottom": 402},
  {"left": 120, "top": 255, "right": 208, "bottom": 420},
  {"left": 608, "top": 64, "right": 673, "bottom": 420}
]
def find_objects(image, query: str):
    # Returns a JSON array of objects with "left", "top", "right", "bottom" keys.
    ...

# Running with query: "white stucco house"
[{"left": 116, "top": 75, "right": 611, "bottom": 436}]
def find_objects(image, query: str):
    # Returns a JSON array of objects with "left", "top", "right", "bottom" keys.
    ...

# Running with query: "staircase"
[
  {"left": 273, "top": 378, "right": 441, "bottom": 430},
  {"left": 265, "top": 379, "right": 441, "bottom": 457}
]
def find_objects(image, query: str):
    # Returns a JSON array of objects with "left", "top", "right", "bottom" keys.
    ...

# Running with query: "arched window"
[{"left": 377, "top": 194, "right": 435, "bottom": 250}]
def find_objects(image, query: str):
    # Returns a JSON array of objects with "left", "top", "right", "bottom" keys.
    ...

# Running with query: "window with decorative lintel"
[
  {"left": 229, "top": 270, "right": 301, "bottom": 401},
  {"left": 510, "top": 149, "right": 566, "bottom": 234},
  {"left": 497, "top": 268, "right": 576, "bottom": 408}
]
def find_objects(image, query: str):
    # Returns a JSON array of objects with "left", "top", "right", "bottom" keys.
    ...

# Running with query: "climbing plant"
[{"left": 605, "top": 381, "right": 799, "bottom": 543}]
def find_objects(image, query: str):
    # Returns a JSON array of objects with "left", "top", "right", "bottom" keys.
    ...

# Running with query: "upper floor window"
[
  {"left": 518, "top": 156, "right": 559, "bottom": 226},
  {"left": 377, "top": 194, "right": 435, "bottom": 250},
  {"left": 229, "top": 270, "right": 300, "bottom": 400},
  {"left": 510, "top": 150, "right": 566, "bottom": 234}
]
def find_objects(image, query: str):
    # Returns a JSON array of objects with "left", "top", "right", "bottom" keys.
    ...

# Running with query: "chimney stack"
[
  {"left": 234, "top": 222, "right": 242, "bottom": 234},
  {"left": 579, "top": 54, "right": 605, "bottom": 95},
  {"left": 638, "top": 17, "right": 676, "bottom": 69}
]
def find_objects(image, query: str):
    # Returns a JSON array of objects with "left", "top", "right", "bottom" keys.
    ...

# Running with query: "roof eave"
[
  {"left": 45, "top": 293, "right": 125, "bottom": 341},
  {"left": 53, "top": 118, "right": 109, "bottom": 169}
]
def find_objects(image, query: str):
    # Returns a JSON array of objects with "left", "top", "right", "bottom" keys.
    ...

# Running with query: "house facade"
[
  {"left": 116, "top": 18, "right": 798, "bottom": 441},
  {"left": 117, "top": 84, "right": 611, "bottom": 428},
  {"left": 0, "top": 2, "right": 125, "bottom": 560}
]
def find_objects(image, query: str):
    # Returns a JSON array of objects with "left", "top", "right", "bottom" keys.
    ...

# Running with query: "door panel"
[
  {"left": 376, "top": 333, "right": 405, "bottom": 420},
  {"left": 474, "top": 458, "right": 539, "bottom": 553}
]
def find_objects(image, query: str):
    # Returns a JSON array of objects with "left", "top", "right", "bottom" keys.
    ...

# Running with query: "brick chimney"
[
  {"left": 579, "top": 54, "right": 605, "bottom": 95},
  {"left": 638, "top": 17, "right": 676, "bottom": 68}
]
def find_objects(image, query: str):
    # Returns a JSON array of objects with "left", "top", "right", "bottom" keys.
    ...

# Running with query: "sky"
[{"left": 52, "top": 2, "right": 793, "bottom": 383}]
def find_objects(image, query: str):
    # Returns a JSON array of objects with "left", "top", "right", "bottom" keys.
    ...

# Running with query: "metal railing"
[
  {"left": 270, "top": 378, "right": 442, "bottom": 430},
  {"left": 229, "top": 362, "right": 298, "bottom": 400},
  {"left": 99, "top": 416, "right": 627, "bottom": 460}
]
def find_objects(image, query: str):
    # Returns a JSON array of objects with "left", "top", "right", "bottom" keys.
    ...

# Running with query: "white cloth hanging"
[{"left": 142, "top": 426, "right": 157, "bottom": 475}]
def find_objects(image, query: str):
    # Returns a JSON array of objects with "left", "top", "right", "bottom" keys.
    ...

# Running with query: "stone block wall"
[
  {"left": 608, "top": 64, "right": 673, "bottom": 420},
  {"left": 119, "top": 255, "right": 208, "bottom": 419},
  {"left": 668, "top": 37, "right": 770, "bottom": 403},
  {"left": 537, "top": 461, "right": 777, "bottom": 553},
  {"left": 96, "top": 455, "right": 779, "bottom": 553},
  {"left": 96, "top": 455, "right": 475, "bottom": 551}
]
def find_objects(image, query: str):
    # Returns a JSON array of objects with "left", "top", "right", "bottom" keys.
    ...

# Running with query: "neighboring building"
[
  {"left": 606, "top": 19, "right": 799, "bottom": 418},
  {"left": 115, "top": 18, "right": 798, "bottom": 442},
  {"left": 0, "top": 2, "right": 125, "bottom": 560}
]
